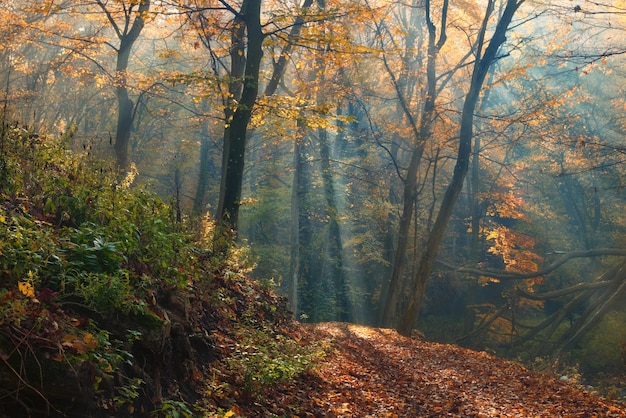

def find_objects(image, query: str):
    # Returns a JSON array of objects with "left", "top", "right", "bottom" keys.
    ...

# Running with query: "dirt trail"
[{"left": 240, "top": 322, "right": 626, "bottom": 417}]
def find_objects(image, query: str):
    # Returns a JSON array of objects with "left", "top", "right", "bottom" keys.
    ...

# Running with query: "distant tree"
[
  {"left": 8, "top": 1, "right": 154, "bottom": 168},
  {"left": 95, "top": 0, "right": 152, "bottom": 169}
]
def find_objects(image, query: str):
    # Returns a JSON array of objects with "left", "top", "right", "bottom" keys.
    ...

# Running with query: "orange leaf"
[
  {"left": 72, "top": 341, "right": 88, "bottom": 354},
  {"left": 83, "top": 333, "right": 98, "bottom": 350}
]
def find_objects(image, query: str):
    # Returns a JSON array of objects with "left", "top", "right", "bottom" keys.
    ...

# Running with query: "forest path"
[{"left": 241, "top": 322, "right": 626, "bottom": 417}]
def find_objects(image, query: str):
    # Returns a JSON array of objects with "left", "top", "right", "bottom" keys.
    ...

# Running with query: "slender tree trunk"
[
  {"left": 192, "top": 122, "right": 214, "bottom": 215},
  {"left": 312, "top": 0, "right": 350, "bottom": 321},
  {"left": 288, "top": 134, "right": 303, "bottom": 315},
  {"left": 114, "top": 87, "right": 133, "bottom": 169},
  {"left": 381, "top": 149, "right": 422, "bottom": 325},
  {"left": 464, "top": 66, "right": 497, "bottom": 334},
  {"left": 292, "top": 122, "right": 317, "bottom": 319},
  {"left": 381, "top": 0, "right": 448, "bottom": 326},
  {"left": 284, "top": 0, "right": 329, "bottom": 316},
  {"left": 98, "top": 0, "right": 150, "bottom": 169},
  {"left": 396, "top": 0, "right": 524, "bottom": 336},
  {"left": 462, "top": 131, "right": 483, "bottom": 336},
  {"left": 318, "top": 126, "right": 351, "bottom": 321}
]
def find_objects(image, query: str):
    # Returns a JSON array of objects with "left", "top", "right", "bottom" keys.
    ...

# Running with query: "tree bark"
[
  {"left": 216, "top": 0, "right": 264, "bottom": 233},
  {"left": 396, "top": 0, "right": 525, "bottom": 337},
  {"left": 288, "top": 134, "right": 303, "bottom": 315},
  {"left": 291, "top": 120, "right": 317, "bottom": 318}
]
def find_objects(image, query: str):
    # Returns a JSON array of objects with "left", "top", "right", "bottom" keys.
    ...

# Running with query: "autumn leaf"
[
  {"left": 83, "top": 333, "right": 98, "bottom": 350},
  {"left": 18, "top": 281, "right": 35, "bottom": 298},
  {"left": 61, "top": 334, "right": 78, "bottom": 348},
  {"left": 238, "top": 323, "right": 626, "bottom": 417},
  {"left": 62, "top": 334, "right": 88, "bottom": 354}
]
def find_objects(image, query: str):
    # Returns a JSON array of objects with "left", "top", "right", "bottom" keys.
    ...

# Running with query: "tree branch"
[{"left": 437, "top": 248, "right": 626, "bottom": 281}]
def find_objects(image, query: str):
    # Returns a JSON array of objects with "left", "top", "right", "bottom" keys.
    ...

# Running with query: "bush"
[
  {"left": 224, "top": 327, "right": 326, "bottom": 399},
  {"left": 0, "top": 124, "right": 202, "bottom": 414}
]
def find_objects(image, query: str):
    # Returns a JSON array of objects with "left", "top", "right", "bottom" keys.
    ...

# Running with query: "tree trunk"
[
  {"left": 98, "top": 0, "right": 150, "bottom": 169},
  {"left": 381, "top": 149, "right": 422, "bottom": 326},
  {"left": 464, "top": 66, "right": 498, "bottom": 334},
  {"left": 381, "top": 0, "right": 448, "bottom": 327},
  {"left": 288, "top": 135, "right": 303, "bottom": 316},
  {"left": 216, "top": 0, "right": 263, "bottom": 234},
  {"left": 318, "top": 126, "right": 351, "bottom": 321},
  {"left": 291, "top": 122, "right": 317, "bottom": 319},
  {"left": 192, "top": 121, "right": 214, "bottom": 215},
  {"left": 192, "top": 0, "right": 312, "bottom": 228},
  {"left": 396, "top": 0, "right": 524, "bottom": 337},
  {"left": 114, "top": 88, "right": 133, "bottom": 170}
]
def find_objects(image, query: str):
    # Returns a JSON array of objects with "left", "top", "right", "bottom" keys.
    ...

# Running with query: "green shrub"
[
  {"left": 226, "top": 327, "right": 326, "bottom": 398},
  {"left": 0, "top": 124, "right": 200, "bottom": 324}
]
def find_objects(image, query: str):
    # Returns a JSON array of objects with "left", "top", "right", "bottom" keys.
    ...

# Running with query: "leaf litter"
[{"left": 235, "top": 322, "right": 626, "bottom": 417}]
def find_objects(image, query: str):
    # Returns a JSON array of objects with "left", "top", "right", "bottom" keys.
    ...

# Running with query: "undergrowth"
[{"left": 0, "top": 124, "right": 318, "bottom": 417}]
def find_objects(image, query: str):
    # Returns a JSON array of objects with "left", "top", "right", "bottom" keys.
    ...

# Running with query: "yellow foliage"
[{"left": 18, "top": 281, "right": 35, "bottom": 298}]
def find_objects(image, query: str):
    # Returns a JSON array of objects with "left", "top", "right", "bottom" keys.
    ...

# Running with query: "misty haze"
[{"left": 1, "top": 0, "right": 626, "bottom": 416}]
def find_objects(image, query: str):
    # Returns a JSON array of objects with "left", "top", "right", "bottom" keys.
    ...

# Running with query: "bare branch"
[{"left": 438, "top": 248, "right": 626, "bottom": 281}]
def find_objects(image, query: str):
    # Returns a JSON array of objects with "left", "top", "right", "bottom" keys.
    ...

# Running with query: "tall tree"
[
  {"left": 396, "top": 0, "right": 526, "bottom": 336},
  {"left": 214, "top": 0, "right": 263, "bottom": 233},
  {"left": 186, "top": 0, "right": 320, "bottom": 235},
  {"left": 380, "top": 0, "right": 450, "bottom": 327},
  {"left": 96, "top": 0, "right": 151, "bottom": 169},
  {"left": 189, "top": 0, "right": 314, "bottom": 217}
]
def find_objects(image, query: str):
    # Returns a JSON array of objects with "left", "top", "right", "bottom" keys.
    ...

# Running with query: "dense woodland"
[{"left": 2, "top": 0, "right": 626, "bottom": 416}]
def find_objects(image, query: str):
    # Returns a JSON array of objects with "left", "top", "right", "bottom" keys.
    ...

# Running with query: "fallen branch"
[{"left": 437, "top": 248, "right": 626, "bottom": 281}]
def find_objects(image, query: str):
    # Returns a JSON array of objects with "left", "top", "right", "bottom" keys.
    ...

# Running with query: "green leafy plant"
[
  {"left": 114, "top": 377, "right": 144, "bottom": 412},
  {"left": 75, "top": 271, "right": 143, "bottom": 316},
  {"left": 226, "top": 327, "right": 326, "bottom": 399},
  {"left": 151, "top": 399, "right": 194, "bottom": 418},
  {"left": 0, "top": 124, "right": 204, "bottom": 414}
]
